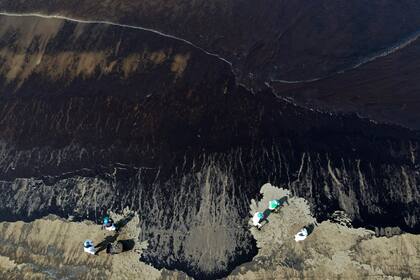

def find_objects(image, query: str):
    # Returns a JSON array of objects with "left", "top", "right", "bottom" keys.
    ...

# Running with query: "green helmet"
[{"left": 269, "top": 200, "right": 280, "bottom": 209}]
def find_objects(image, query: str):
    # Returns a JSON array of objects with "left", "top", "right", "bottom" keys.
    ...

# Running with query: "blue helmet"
[
  {"left": 103, "top": 217, "right": 110, "bottom": 224},
  {"left": 257, "top": 212, "right": 264, "bottom": 220}
]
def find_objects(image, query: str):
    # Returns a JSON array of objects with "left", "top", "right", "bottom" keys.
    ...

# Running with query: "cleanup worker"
[
  {"left": 102, "top": 216, "right": 117, "bottom": 231},
  {"left": 268, "top": 199, "right": 281, "bottom": 212},
  {"left": 252, "top": 212, "right": 265, "bottom": 229},
  {"left": 269, "top": 197, "right": 289, "bottom": 212},
  {"left": 83, "top": 240, "right": 96, "bottom": 255},
  {"left": 294, "top": 227, "right": 308, "bottom": 242}
]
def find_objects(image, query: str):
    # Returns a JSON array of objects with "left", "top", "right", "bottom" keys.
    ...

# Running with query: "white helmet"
[{"left": 84, "top": 240, "right": 93, "bottom": 248}]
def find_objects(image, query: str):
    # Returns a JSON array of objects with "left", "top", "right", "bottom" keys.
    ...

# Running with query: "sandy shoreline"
[{"left": 0, "top": 184, "right": 418, "bottom": 279}]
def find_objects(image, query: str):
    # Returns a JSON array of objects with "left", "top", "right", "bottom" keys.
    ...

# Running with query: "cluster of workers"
[
  {"left": 84, "top": 197, "right": 311, "bottom": 255},
  {"left": 83, "top": 216, "right": 117, "bottom": 255},
  {"left": 252, "top": 197, "right": 310, "bottom": 242}
]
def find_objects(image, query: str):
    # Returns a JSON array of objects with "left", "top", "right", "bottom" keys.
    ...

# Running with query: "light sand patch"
[
  {"left": 149, "top": 50, "right": 167, "bottom": 65},
  {"left": 0, "top": 48, "right": 171, "bottom": 85},
  {"left": 249, "top": 183, "right": 315, "bottom": 254},
  {"left": 121, "top": 51, "right": 168, "bottom": 79},
  {"left": 228, "top": 183, "right": 420, "bottom": 279},
  {"left": 0, "top": 212, "right": 172, "bottom": 279},
  {"left": 171, "top": 53, "right": 190, "bottom": 78},
  {"left": 354, "top": 233, "right": 420, "bottom": 279},
  {"left": 0, "top": 255, "right": 17, "bottom": 271}
]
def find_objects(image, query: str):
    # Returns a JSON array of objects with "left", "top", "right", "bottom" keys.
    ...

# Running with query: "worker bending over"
[
  {"left": 252, "top": 212, "right": 265, "bottom": 230},
  {"left": 102, "top": 216, "right": 117, "bottom": 231},
  {"left": 83, "top": 240, "right": 96, "bottom": 255}
]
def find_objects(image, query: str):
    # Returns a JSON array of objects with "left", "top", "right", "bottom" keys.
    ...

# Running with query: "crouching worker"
[
  {"left": 294, "top": 227, "right": 308, "bottom": 242},
  {"left": 83, "top": 240, "right": 96, "bottom": 255},
  {"left": 252, "top": 212, "right": 265, "bottom": 230},
  {"left": 102, "top": 216, "right": 117, "bottom": 231},
  {"left": 268, "top": 197, "right": 288, "bottom": 212},
  {"left": 268, "top": 199, "right": 281, "bottom": 212}
]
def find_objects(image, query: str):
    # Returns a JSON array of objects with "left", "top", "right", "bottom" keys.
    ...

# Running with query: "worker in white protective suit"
[
  {"left": 252, "top": 212, "right": 265, "bottom": 229},
  {"left": 83, "top": 240, "right": 96, "bottom": 255},
  {"left": 294, "top": 227, "right": 308, "bottom": 242},
  {"left": 102, "top": 216, "right": 117, "bottom": 231}
]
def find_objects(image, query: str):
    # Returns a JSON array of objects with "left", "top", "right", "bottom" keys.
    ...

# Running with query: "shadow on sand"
[
  {"left": 277, "top": 196, "right": 289, "bottom": 206},
  {"left": 115, "top": 213, "right": 135, "bottom": 231},
  {"left": 95, "top": 234, "right": 118, "bottom": 254},
  {"left": 95, "top": 213, "right": 137, "bottom": 255},
  {"left": 304, "top": 223, "right": 316, "bottom": 235},
  {"left": 106, "top": 239, "right": 136, "bottom": 255}
]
